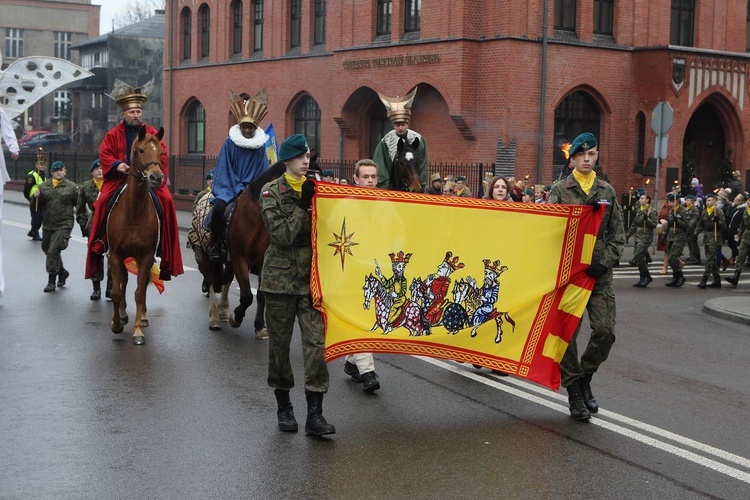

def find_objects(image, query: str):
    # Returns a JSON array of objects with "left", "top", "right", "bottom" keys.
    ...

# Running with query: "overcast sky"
[{"left": 96, "top": 1, "right": 126, "bottom": 35}]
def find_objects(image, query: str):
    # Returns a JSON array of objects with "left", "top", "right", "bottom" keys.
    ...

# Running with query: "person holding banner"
[
  {"left": 209, "top": 89, "right": 270, "bottom": 262},
  {"left": 548, "top": 132, "right": 624, "bottom": 422},
  {"left": 260, "top": 134, "right": 335, "bottom": 436},
  {"left": 695, "top": 192, "right": 727, "bottom": 289}
]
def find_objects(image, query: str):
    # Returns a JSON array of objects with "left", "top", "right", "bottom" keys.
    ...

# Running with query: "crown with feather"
[
  {"left": 378, "top": 86, "right": 418, "bottom": 123},
  {"left": 107, "top": 78, "right": 153, "bottom": 111},
  {"left": 229, "top": 88, "right": 269, "bottom": 127}
]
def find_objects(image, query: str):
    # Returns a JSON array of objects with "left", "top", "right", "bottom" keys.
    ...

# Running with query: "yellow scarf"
[
  {"left": 572, "top": 169, "right": 596, "bottom": 195},
  {"left": 52, "top": 179, "right": 61, "bottom": 187},
  {"left": 284, "top": 173, "right": 305, "bottom": 195},
  {"left": 707, "top": 206, "right": 715, "bottom": 217},
  {"left": 94, "top": 179, "right": 103, "bottom": 191},
  {"left": 640, "top": 204, "right": 649, "bottom": 212},
  {"left": 747, "top": 205, "right": 750, "bottom": 216}
]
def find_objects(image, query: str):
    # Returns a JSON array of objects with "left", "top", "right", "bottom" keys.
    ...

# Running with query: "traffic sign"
[{"left": 651, "top": 102, "right": 674, "bottom": 135}]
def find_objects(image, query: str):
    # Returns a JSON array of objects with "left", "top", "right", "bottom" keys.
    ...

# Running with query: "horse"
[
  {"left": 107, "top": 125, "right": 165, "bottom": 345},
  {"left": 443, "top": 278, "right": 516, "bottom": 343},
  {"left": 362, "top": 274, "right": 425, "bottom": 336},
  {"left": 390, "top": 137, "right": 423, "bottom": 192}
]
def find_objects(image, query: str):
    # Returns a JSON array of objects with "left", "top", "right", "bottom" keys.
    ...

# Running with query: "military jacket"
[
  {"left": 76, "top": 179, "right": 100, "bottom": 230},
  {"left": 684, "top": 204, "right": 700, "bottom": 235},
  {"left": 738, "top": 208, "right": 750, "bottom": 246},
  {"left": 259, "top": 176, "right": 313, "bottom": 295},
  {"left": 37, "top": 178, "right": 77, "bottom": 230},
  {"left": 666, "top": 205, "right": 688, "bottom": 242},
  {"left": 626, "top": 205, "right": 658, "bottom": 244},
  {"left": 548, "top": 174, "right": 625, "bottom": 269},
  {"left": 696, "top": 208, "right": 727, "bottom": 246}
]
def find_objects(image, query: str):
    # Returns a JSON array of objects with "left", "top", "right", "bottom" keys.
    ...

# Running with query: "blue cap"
[
  {"left": 50, "top": 161, "right": 65, "bottom": 173},
  {"left": 569, "top": 132, "right": 598, "bottom": 156},
  {"left": 279, "top": 134, "right": 309, "bottom": 162}
]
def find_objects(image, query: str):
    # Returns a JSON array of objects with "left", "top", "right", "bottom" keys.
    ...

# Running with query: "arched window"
[
  {"left": 199, "top": 4, "right": 210, "bottom": 59},
  {"left": 187, "top": 101, "right": 206, "bottom": 153},
  {"left": 294, "top": 96, "right": 321, "bottom": 153},
  {"left": 231, "top": 0, "right": 243, "bottom": 55},
  {"left": 635, "top": 112, "right": 646, "bottom": 170},
  {"left": 553, "top": 91, "right": 601, "bottom": 176},
  {"left": 181, "top": 8, "right": 192, "bottom": 61},
  {"left": 369, "top": 102, "right": 390, "bottom": 157}
]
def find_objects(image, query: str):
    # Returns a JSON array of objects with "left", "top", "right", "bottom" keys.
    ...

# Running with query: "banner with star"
[{"left": 310, "top": 183, "right": 605, "bottom": 390}]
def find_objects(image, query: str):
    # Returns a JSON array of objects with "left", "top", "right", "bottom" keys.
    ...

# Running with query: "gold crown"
[
  {"left": 108, "top": 78, "right": 153, "bottom": 111},
  {"left": 389, "top": 251, "right": 413, "bottom": 264},
  {"left": 483, "top": 259, "right": 508, "bottom": 275},
  {"left": 378, "top": 87, "right": 417, "bottom": 123},
  {"left": 443, "top": 251, "right": 465, "bottom": 272},
  {"left": 229, "top": 88, "right": 268, "bottom": 126}
]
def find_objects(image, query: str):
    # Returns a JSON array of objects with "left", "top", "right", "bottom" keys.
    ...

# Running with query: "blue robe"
[{"left": 212, "top": 136, "right": 269, "bottom": 203}]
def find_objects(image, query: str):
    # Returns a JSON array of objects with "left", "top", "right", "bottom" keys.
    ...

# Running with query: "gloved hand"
[
  {"left": 297, "top": 179, "right": 316, "bottom": 211},
  {"left": 586, "top": 263, "right": 608, "bottom": 279},
  {"left": 81, "top": 227, "right": 89, "bottom": 238},
  {"left": 588, "top": 200, "right": 601, "bottom": 212},
  {"left": 710, "top": 216, "right": 718, "bottom": 223}
]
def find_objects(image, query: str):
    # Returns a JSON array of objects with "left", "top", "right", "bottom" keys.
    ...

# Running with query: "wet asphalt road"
[{"left": 2, "top": 200, "right": 750, "bottom": 499}]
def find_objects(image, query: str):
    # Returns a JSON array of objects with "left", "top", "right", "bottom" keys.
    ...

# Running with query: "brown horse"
[
  {"left": 391, "top": 137, "right": 423, "bottom": 192},
  {"left": 107, "top": 125, "right": 165, "bottom": 345}
]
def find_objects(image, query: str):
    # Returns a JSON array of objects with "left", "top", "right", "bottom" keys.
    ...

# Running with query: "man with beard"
[{"left": 85, "top": 79, "right": 183, "bottom": 282}]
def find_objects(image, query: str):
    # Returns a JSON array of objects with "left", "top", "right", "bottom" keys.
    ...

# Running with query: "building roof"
[{"left": 72, "top": 13, "right": 165, "bottom": 49}]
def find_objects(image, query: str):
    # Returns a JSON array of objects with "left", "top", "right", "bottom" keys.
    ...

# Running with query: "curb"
[{"left": 702, "top": 298, "right": 750, "bottom": 326}]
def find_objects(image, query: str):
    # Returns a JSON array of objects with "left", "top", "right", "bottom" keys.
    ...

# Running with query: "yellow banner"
[{"left": 311, "top": 183, "right": 604, "bottom": 390}]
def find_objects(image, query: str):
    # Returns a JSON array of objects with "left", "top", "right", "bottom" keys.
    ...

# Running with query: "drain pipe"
[{"left": 537, "top": 0, "right": 549, "bottom": 184}]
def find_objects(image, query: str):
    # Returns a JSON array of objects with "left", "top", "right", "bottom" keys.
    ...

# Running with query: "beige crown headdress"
[
  {"left": 107, "top": 78, "right": 153, "bottom": 111},
  {"left": 378, "top": 86, "right": 418, "bottom": 123},
  {"left": 229, "top": 88, "right": 269, "bottom": 127}
]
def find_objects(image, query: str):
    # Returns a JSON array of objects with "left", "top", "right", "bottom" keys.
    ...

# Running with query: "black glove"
[
  {"left": 588, "top": 200, "right": 601, "bottom": 212},
  {"left": 586, "top": 263, "right": 608, "bottom": 279},
  {"left": 710, "top": 216, "right": 718, "bottom": 223},
  {"left": 297, "top": 179, "right": 316, "bottom": 211},
  {"left": 81, "top": 227, "right": 89, "bottom": 238}
]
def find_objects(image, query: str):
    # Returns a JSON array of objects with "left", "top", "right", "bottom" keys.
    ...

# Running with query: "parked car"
[
  {"left": 18, "top": 130, "right": 52, "bottom": 148},
  {"left": 19, "top": 133, "right": 71, "bottom": 149}
]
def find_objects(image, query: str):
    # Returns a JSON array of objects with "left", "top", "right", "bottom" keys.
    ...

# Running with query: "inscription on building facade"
[{"left": 343, "top": 53, "right": 440, "bottom": 70}]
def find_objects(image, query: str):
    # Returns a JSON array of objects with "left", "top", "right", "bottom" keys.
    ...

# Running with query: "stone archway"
[{"left": 682, "top": 103, "right": 725, "bottom": 191}]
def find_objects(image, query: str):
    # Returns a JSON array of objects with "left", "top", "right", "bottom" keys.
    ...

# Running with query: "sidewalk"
[{"left": 4, "top": 186, "right": 749, "bottom": 325}]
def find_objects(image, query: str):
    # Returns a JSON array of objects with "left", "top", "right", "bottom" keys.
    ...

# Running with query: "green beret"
[
  {"left": 667, "top": 193, "right": 676, "bottom": 201},
  {"left": 50, "top": 161, "right": 65, "bottom": 173},
  {"left": 279, "top": 134, "right": 309, "bottom": 162},
  {"left": 90, "top": 159, "right": 101, "bottom": 172},
  {"left": 704, "top": 192, "right": 716, "bottom": 199},
  {"left": 684, "top": 194, "right": 695, "bottom": 200},
  {"left": 456, "top": 175, "right": 467, "bottom": 182},
  {"left": 322, "top": 169, "right": 334, "bottom": 177},
  {"left": 205, "top": 168, "right": 214, "bottom": 180},
  {"left": 569, "top": 132, "right": 598, "bottom": 156},
  {"left": 636, "top": 188, "right": 645, "bottom": 196},
  {"left": 524, "top": 188, "right": 534, "bottom": 196}
]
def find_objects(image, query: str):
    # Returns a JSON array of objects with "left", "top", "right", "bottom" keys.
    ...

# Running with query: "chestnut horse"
[
  {"left": 107, "top": 125, "right": 165, "bottom": 345},
  {"left": 391, "top": 137, "right": 423, "bottom": 192}
]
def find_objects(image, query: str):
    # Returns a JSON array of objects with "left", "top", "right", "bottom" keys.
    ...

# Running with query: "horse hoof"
[
  {"left": 229, "top": 314, "right": 241, "bottom": 328},
  {"left": 141, "top": 319, "right": 149, "bottom": 328},
  {"left": 133, "top": 336, "right": 145, "bottom": 346},
  {"left": 255, "top": 327, "right": 269, "bottom": 340},
  {"left": 209, "top": 321, "right": 222, "bottom": 331},
  {"left": 219, "top": 312, "right": 230, "bottom": 322},
  {"left": 111, "top": 323, "right": 124, "bottom": 334},
  {"left": 121, "top": 315, "right": 129, "bottom": 326}
]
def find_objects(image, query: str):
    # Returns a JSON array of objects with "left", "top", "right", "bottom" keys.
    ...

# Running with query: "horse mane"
[{"left": 246, "top": 160, "right": 286, "bottom": 201}]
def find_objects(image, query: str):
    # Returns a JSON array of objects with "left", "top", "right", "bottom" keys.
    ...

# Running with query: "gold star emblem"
[{"left": 328, "top": 217, "right": 359, "bottom": 270}]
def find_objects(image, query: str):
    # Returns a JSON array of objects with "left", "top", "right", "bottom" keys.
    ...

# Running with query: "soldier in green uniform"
[
  {"left": 683, "top": 194, "right": 701, "bottom": 265},
  {"left": 548, "top": 132, "right": 625, "bottom": 422},
  {"left": 725, "top": 198, "right": 750, "bottom": 287},
  {"left": 76, "top": 159, "right": 105, "bottom": 300},
  {"left": 33, "top": 161, "right": 77, "bottom": 293},
  {"left": 695, "top": 192, "right": 727, "bottom": 288},
  {"left": 626, "top": 192, "right": 658, "bottom": 287},
  {"left": 259, "top": 134, "right": 335, "bottom": 436},
  {"left": 664, "top": 193, "right": 688, "bottom": 288}
]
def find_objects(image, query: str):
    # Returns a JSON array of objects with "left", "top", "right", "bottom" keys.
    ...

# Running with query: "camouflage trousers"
[
  {"left": 41, "top": 228, "right": 71, "bottom": 274},
  {"left": 266, "top": 293, "right": 329, "bottom": 393},
  {"left": 667, "top": 239, "right": 687, "bottom": 272},
  {"left": 633, "top": 241, "right": 651, "bottom": 276},
  {"left": 560, "top": 271, "right": 616, "bottom": 387},
  {"left": 687, "top": 233, "right": 701, "bottom": 261},
  {"left": 702, "top": 242, "right": 720, "bottom": 279},
  {"left": 737, "top": 240, "right": 749, "bottom": 274}
]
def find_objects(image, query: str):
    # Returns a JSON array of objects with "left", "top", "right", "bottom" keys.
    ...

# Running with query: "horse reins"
[{"left": 128, "top": 140, "right": 163, "bottom": 184}]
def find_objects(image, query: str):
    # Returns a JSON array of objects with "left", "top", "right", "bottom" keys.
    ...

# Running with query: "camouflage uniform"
[
  {"left": 728, "top": 209, "right": 750, "bottom": 285},
  {"left": 76, "top": 179, "right": 102, "bottom": 280},
  {"left": 684, "top": 202, "right": 701, "bottom": 263},
  {"left": 37, "top": 178, "right": 77, "bottom": 275},
  {"left": 259, "top": 176, "right": 329, "bottom": 393},
  {"left": 548, "top": 174, "right": 625, "bottom": 388},
  {"left": 696, "top": 207, "right": 727, "bottom": 283},
  {"left": 626, "top": 204, "right": 657, "bottom": 283},
  {"left": 666, "top": 204, "right": 688, "bottom": 282}
]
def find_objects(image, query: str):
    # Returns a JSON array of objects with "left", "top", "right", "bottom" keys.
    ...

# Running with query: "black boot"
[
  {"left": 726, "top": 270, "right": 741, "bottom": 287},
  {"left": 633, "top": 276, "right": 645, "bottom": 287},
  {"left": 57, "top": 267, "right": 69, "bottom": 287},
  {"left": 697, "top": 276, "right": 708, "bottom": 289},
  {"left": 305, "top": 391, "right": 336, "bottom": 436},
  {"left": 674, "top": 270, "right": 685, "bottom": 288},
  {"left": 566, "top": 381, "right": 591, "bottom": 421},
  {"left": 708, "top": 274, "right": 722, "bottom": 288},
  {"left": 580, "top": 374, "right": 598, "bottom": 413},
  {"left": 90, "top": 280, "right": 101, "bottom": 301},
  {"left": 44, "top": 274, "right": 56, "bottom": 293},
  {"left": 664, "top": 272, "right": 678, "bottom": 287},
  {"left": 274, "top": 389, "right": 298, "bottom": 432},
  {"left": 640, "top": 273, "right": 653, "bottom": 288}
]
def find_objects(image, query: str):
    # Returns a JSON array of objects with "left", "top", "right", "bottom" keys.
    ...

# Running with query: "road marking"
[{"left": 417, "top": 356, "right": 750, "bottom": 484}]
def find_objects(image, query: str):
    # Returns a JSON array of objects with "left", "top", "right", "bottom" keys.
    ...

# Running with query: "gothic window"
[
  {"left": 187, "top": 101, "right": 206, "bottom": 154},
  {"left": 294, "top": 96, "right": 320, "bottom": 153},
  {"left": 199, "top": 4, "right": 210, "bottom": 58},
  {"left": 670, "top": 0, "right": 695, "bottom": 47},
  {"left": 254, "top": 0, "right": 264, "bottom": 51},
  {"left": 181, "top": 8, "right": 192, "bottom": 61},
  {"left": 314, "top": 0, "right": 326, "bottom": 45},
  {"left": 231, "top": 0, "right": 243, "bottom": 55}
]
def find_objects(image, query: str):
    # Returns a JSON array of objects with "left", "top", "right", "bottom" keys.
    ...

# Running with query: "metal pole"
[
  {"left": 652, "top": 104, "right": 662, "bottom": 256},
  {"left": 537, "top": 0, "right": 549, "bottom": 184}
]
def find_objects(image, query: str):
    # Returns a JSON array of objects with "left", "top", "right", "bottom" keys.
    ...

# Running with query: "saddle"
[
  {"left": 107, "top": 184, "right": 164, "bottom": 221},
  {"left": 188, "top": 194, "right": 236, "bottom": 258}
]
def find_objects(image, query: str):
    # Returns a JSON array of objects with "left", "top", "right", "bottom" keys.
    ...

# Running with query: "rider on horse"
[
  {"left": 209, "top": 89, "right": 270, "bottom": 262},
  {"left": 85, "top": 78, "right": 183, "bottom": 282},
  {"left": 372, "top": 86, "right": 429, "bottom": 192}
]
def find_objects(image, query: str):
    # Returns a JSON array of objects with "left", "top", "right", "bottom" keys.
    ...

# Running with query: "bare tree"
[{"left": 112, "top": 0, "right": 166, "bottom": 29}]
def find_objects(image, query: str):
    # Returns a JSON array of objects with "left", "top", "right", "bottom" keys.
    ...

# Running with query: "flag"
[
  {"left": 124, "top": 257, "right": 165, "bottom": 294},
  {"left": 265, "top": 123, "right": 279, "bottom": 164},
  {"left": 310, "top": 183, "right": 605, "bottom": 390}
]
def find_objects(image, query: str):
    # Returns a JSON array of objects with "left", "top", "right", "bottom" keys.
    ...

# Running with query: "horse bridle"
[{"left": 128, "top": 140, "right": 163, "bottom": 184}]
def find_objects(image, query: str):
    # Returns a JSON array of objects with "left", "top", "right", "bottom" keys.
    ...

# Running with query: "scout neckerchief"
[
  {"left": 706, "top": 206, "right": 715, "bottom": 217},
  {"left": 94, "top": 179, "right": 103, "bottom": 191},
  {"left": 572, "top": 169, "right": 595, "bottom": 195},
  {"left": 52, "top": 178, "right": 62, "bottom": 188},
  {"left": 284, "top": 173, "right": 305, "bottom": 195}
]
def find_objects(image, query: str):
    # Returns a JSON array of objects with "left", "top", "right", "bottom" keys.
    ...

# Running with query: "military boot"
[
  {"left": 664, "top": 272, "right": 678, "bottom": 287},
  {"left": 633, "top": 275, "right": 646, "bottom": 287},
  {"left": 304, "top": 391, "right": 336, "bottom": 436},
  {"left": 57, "top": 267, "right": 69, "bottom": 287},
  {"left": 274, "top": 389, "right": 298, "bottom": 432},
  {"left": 566, "top": 381, "right": 591, "bottom": 421},
  {"left": 726, "top": 270, "right": 741, "bottom": 287},
  {"left": 708, "top": 274, "right": 722, "bottom": 288},
  {"left": 580, "top": 374, "right": 598, "bottom": 413},
  {"left": 90, "top": 280, "right": 101, "bottom": 301},
  {"left": 674, "top": 270, "right": 686, "bottom": 288},
  {"left": 697, "top": 276, "right": 708, "bottom": 289},
  {"left": 44, "top": 274, "right": 56, "bottom": 293},
  {"left": 640, "top": 272, "right": 653, "bottom": 288}
]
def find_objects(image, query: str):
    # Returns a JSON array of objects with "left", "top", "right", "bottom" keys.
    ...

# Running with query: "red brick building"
[{"left": 164, "top": 0, "right": 750, "bottom": 196}]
